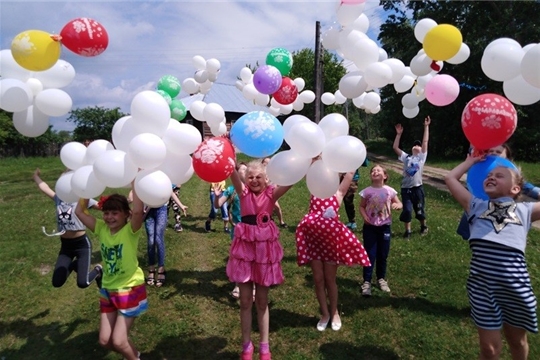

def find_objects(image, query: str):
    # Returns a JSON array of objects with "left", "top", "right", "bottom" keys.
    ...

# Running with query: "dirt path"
[{"left": 367, "top": 152, "right": 540, "bottom": 230}]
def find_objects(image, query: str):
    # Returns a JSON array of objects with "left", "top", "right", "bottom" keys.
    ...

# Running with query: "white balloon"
[
  {"left": 55, "top": 171, "right": 78, "bottom": 203},
  {"left": 194, "top": 69, "right": 208, "bottom": 84},
  {"left": 322, "top": 135, "right": 367, "bottom": 173},
  {"left": 85, "top": 139, "right": 114, "bottom": 165},
  {"left": 128, "top": 133, "right": 167, "bottom": 169},
  {"left": 239, "top": 67, "right": 253, "bottom": 84},
  {"left": 319, "top": 113, "right": 349, "bottom": 141},
  {"left": 192, "top": 55, "right": 206, "bottom": 70},
  {"left": 350, "top": 13, "right": 370, "bottom": 33},
  {"left": 268, "top": 106, "right": 281, "bottom": 116},
  {"left": 402, "top": 93, "right": 420, "bottom": 109},
  {"left": 402, "top": 106, "right": 420, "bottom": 119},
  {"left": 416, "top": 73, "right": 434, "bottom": 88},
  {"left": 0, "top": 49, "right": 31, "bottom": 81},
  {"left": 34, "top": 88, "right": 72, "bottom": 117},
  {"left": 162, "top": 120, "right": 202, "bottom": 155},
  {"left": 60, "top": 142, "right": 88, "bottom": 170},
  {"left": 410, "top": 54, "right": 433, "bottom": 77},
  {"left": 351, "top": 38, "right": 380, "bottom": 71},
  {"left": 447, "top": 43, "right": 470, "bottom": 65},
  {"left": 293, "top": 78, "right": 306, "bottom": 92},
  {"left": 189, "top": 100, "right": 207, "bottom": 121},
  {"left": 363, "top": 92, "right": 381, "bottom": 111},
  {"left": 130, "top": 91, "right": 170, "bottom": 137},
  {"left": 364, "top": 62, "right": 392, "bottom": 88},
  {"left": 71, "top": 165, "right": 106, "bottom": 199},
  {"left": 339, "top": 29, "right": 367, "bottom": 60},
  {"left": 371, "top": 105, "right": 381, "bottom": 114},
  {"left": 520, "top": 44, "right": 540, "bottom": 88},
  {"left": 255, "top": 92, "right": 270, "bottom": 106},
  {"left": 383, "top": 58, "right": 406, "bottom": 84},
  {"left": 306, "top": 160, "right": 340, "bottom": 199},
  {"left": 156, "top": 151, "right": 194, "bottom": 185},
  {"left": 135, "top": 169, "right": 173, "bottom": 207},
  {"left": 292, "top": 98, "right": 305, "bottom": 111},
  {"left": 0, "top": 78, "right": 33, "bottom": 112},
  {"left": 299, "top": 90, "right": 316, "bottom": 103},
  {"left": 339, "top": 71, "right": 367, "bottom": 99},
  {"left": 414, "top": 18, "right": 438, "bottom": 43},
  {"left": 182, "top": 78, "right": 199, "bottom": 94},
  {"left": 93, "top": 150, "right": 139, "bottom": 188},
  {"left": 394, "top": 75, "right": 415, "bottom": 93},
  {"left": 336, "top": 2, "right": 365, "bottom": 27},
  {"left": 235, "top": 80, "right": 244, "bottom": 91},
  {"left": 321, "top": 26, "right": 341, "bottom": 50},
  {"left": 333, "top": 90, "right": 347, "bottom": 105},
  {"left": 352, "top": 93, "right": 366, "bottom": 109},
  {"left": 112, "top": 117, "right": 145, "bottom": 152},
  {"left": 321, "top": 92, "right": 336, "bottom": 105},
  {"left": 267, "top": 150, "right": 312, "bottom": 186},
  {"left": 286, "top": 121, "right": 326, "bottom": 158},
  {"left": 283, "top": 114, "right": 311, "bottom": 138},
  {"left": 485, "top": 37, "right": 521, "bottom": 52},
  {"left": 210, "top": 121, "right": 228, "bottom": 136},
  {"left": 242, "top": 83, "right": 258, "bottom": 101},
  {"left": 503, "top": 75, "right": 540, "bottom": 105},
  {"left": 26, "top": 78, "right": 43, "bottom": 97},
  {"left": 203, "top": 103, "right": 225, "bottom": 123},
  {"left": 33, "top": 59, "right": 76, "bottom": 88},
  {"left": 481, "top": 42, "right": 524, "bottom": 82},
  {"left": 12, "top": 105, "right": 50, "bottom": 137},
  {"left": 206, "top": 58, "right": 221, "bottom": 74}
]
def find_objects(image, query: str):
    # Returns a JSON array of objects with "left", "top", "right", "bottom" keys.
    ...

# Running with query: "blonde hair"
[{"left": 247, "top": 160, "right": 266, "bottom": 175}]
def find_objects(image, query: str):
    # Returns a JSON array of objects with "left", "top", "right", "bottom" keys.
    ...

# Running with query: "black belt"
[{"left": 241, "top": 214, "right": 272, "bottom": 225}]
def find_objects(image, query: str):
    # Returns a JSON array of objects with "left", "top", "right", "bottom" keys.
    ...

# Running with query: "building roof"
[{"left": 180, "top": 82, "right": 268, "bottom": 113}]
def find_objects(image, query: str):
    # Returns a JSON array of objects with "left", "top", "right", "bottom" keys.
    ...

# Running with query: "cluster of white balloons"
[
  {"left": 235, "top": 67, "right": 316, "bottom": 116},
  {"left": 181, "top": 55, "right": 221, "bottom": 95},
  {"left": 481, "top": 38, "right": 540, "bottom": 105},
  {"left": 188, "top": 100, "right": 228, "bottom": 136},
  {"left": 266, "top": 113, "right": 366, "bottom": 198},
  {"left": 55, "top": 90, "right": 202, "bottom": 207},
  {"left": 0, "top": 49, "right": 75, "bottom": 137}
]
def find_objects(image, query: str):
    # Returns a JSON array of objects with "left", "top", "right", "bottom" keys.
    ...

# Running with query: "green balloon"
[
  {"left": 157, "top": 75, "right": 181, "bottom": 98},
  {"left": 156, "top": 90, "right": 172, "bottom": 105},
  {"left": 170, "top": 99, "right": 187, "bottom": 121},
  {"left": 266, "top": 47, "right": 293, "bottom": 76}
]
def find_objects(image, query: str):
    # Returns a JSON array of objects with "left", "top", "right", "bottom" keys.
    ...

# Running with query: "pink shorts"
[{"left": 99, "top": 284, "right": 148, "bottom": 317}]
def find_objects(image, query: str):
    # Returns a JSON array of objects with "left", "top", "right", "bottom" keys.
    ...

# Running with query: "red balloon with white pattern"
[
  {"left": 60, "top": 18, "right": 109, "bottom": 57},
  {"left": 461, "top": 93, "right": 517, "bottom": 151},
  {"left": 192, "top": 137, "right": 236, "bottom": 182},
  {"left": 272, "top": 77, "right": 298, "bottom": 105}
]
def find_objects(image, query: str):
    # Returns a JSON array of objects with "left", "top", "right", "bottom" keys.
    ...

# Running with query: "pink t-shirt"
[{"left": 360, "top": 185, "right": 398, "bottom": 226}]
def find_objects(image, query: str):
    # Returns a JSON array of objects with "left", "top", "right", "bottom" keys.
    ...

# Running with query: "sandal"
[
  {"left": 231, "top": 285, "right": 240, "bottom": 299},
  {"left": 156, "top": 270, "right": 166, "bottom": 287},
  {"left": 146, "top": 270, "right": 155, "bottom": 286}
]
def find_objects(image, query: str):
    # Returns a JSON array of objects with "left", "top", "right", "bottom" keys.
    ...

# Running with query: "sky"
[{"left": 0, "top": 0, "right": 388, "bottom": 132}]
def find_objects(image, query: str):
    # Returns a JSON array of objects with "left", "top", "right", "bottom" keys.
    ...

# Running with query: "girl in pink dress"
[
  {"left": 226, "top": 160, "right": 293, "bottom": 360},
  {"left": 296, "top": 171, "right": 371, "bottom": 332}
]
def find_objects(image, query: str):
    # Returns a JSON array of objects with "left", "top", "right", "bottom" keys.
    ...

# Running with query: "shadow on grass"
[
  {"left": 320, "top": 342, "right": 400, "bottom": 360},
  {"left": 145, "top": 335, "right": 237, "bottom": 360}
]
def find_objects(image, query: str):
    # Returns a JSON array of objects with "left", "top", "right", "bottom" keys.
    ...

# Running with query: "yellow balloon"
[
  {"left": 423, "top": 24, "right": 462, "bottom": 61},
  {"left": 11, "top": 30, "right": 62, "bottom": 71}
]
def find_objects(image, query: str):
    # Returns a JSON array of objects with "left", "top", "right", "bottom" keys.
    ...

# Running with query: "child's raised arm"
[
  {"left": 33, "top": 168, "right": 55, "bottom": 200},
  {"left": 336, "top": 171, "right": 354, "bottom": 204},
  {"left": 75, "top": 198, "right": 97, "bottom": 232},
  {"left": 444, "top": 154, "right": 479, "bottom": 212},
  {"left": 421, "top": 116, "right": 430, "bottom": 154},
  {"left": 130, "top": 186, "right": 144, "bottom": 232},
  {"left": 230, "top": 166, "right": 245, "bottom": 195}
]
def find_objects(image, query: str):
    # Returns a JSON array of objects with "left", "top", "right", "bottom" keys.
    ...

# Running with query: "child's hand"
[
  {"left": 33, "top": 168, "right": 41, "bottom": 178},
  {"left": 424, "top": 116, "right": 431, "bottom": 126},
  {"left": 395, "top": 123, "right": 403, "bottom": 135},
  {"left": 392, "top": 202, "right": 403, "bottom": 210},
  {"left": 181, "top": 205, "right": 188, "bottom": 216}
]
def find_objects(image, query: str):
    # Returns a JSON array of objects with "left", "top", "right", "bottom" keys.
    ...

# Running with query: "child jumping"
[
  {"left": 445, "top": 153, "right": 540, "bottom": 360},
  {"left": 76, "top": 189, "right": 147, "bottom": 360},
  {"left": 358, "top": 165, "right": 402, "bottom": 296},
  {"left": 226, "top": 159, "right": 293, "bottom": 360},
  {"left": 296, "top": 170, "right": 370, "bottom": 331}
]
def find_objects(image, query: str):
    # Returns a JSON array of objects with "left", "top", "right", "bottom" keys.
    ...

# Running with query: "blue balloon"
[
  {"left": 467, "top": 155, "right": 518, "bottom": 200},
  {"left": 230, "top": 111, "right": 284, "bottom": 158}
]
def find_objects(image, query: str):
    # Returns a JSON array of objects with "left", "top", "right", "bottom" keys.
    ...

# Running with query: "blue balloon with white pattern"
[
  {"left": 467, "top": 155, "right": 518, "bottom": 200},
  {"left": 230, "top": 111, "right": 284, "bottom": 158}
]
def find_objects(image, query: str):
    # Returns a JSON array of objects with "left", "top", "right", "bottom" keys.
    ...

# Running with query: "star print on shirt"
[{"left": 479, "top": 200, "right": 522, "bottom": 233}]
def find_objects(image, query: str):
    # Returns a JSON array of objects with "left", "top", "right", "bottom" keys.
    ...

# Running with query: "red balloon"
[
  {"left": 60, "top": 18, "right": 109, "bottom": 57},
  {"left": 192, "top": 137, "right": 236, "bottom": 182},
  {"left": 461, "top": 93, "right": 517, "bottom": 150},
  {"left": 272, "top": 77, "right": 298, "bottom": 105}
]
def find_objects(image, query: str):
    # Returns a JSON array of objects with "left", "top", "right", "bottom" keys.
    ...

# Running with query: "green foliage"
[
  {"left": 68, "top": 106, "right": 126, "bottom": 142},
  {"left": 376, "top": 0, "right": 540, "bottom": 160}
]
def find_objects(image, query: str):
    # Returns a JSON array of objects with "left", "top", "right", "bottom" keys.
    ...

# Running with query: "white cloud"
[{"left": 1, "top": 0, "right": 387, "bottom": 132}]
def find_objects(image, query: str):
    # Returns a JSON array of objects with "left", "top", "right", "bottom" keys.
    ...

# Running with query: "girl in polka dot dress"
[{"left": 296, "top": 171, "right": 371, "bottom": 332}]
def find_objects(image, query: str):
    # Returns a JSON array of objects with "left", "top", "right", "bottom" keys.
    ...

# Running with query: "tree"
[
  {"left": 68, "top": 106, "right": 126, "bottom": 142},
  {"left": 376, "top": 0, "right": 540, "bottom": 160}
]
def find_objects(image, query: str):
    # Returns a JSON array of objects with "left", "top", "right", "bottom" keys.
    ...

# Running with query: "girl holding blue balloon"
[{"left": 445, "top": 152, "right": 540, "bottom": 360}]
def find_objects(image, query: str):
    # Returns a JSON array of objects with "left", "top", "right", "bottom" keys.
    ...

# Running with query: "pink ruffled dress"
[
  {"left": 226, "top": 185, "right": 284, "bottom": 287},
  {"left": 296, "top": 195, "right": 371, "bottom": 267}
]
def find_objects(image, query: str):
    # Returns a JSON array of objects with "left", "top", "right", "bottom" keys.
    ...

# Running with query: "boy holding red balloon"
[{"left": 392, "top": 116, "right": 431, "bottom": 239}]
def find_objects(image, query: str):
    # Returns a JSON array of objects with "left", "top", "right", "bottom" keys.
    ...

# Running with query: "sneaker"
[
  {"left": 378, "top": 278, "right": 391, "bottom": 292},
  {"left": 174, "top": 223, "right": 183, "bottom": 232},
  {"left": 204, "top": 220, "right": 211, "bottom": 232},
  {"left": 420, "top": 226, "right": 429, "bottom": 236},
  {"left": 280, "top": 222, "right": 287, "bottom": 228},
  {"left": 345, "top": 222, "right": 352, "bottom": 229},
  {"left": 224, "top": 227, "right": 230, "bottom": 234},
  {"left": 94, "top": 264, "right": 103, "bottom": 289},
  {"left": 403, "top": 230, "right": 411, "bottom": 239},
  {"left": 361, "top": 281, "right": 371, "bottom": 296},
  {"left": 350, "top": 222, "right": 357, "bottom": 230}
]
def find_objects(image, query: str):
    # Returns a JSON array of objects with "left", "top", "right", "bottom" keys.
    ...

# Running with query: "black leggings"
[{"left": 52, "top": 235, "right": 99, "bottom": 288}]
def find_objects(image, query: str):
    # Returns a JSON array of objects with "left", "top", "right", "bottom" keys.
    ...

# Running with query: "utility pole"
[{"left": 314, "top": 21, "right": 323, "bottom": 123}]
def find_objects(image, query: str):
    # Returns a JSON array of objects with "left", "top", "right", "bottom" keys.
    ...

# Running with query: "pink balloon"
[{"left": 425, "top": 74, "right": 460, "bottom": 106}]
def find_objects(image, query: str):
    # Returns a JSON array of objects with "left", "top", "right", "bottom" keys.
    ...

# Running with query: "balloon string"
[{"left": 50, "top": 34, "right": 62, "bottom": 42}]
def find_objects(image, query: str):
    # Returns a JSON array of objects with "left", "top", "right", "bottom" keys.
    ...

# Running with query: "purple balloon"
[{"left": 253, "top": 65, "right": 282, "bottom": 95}]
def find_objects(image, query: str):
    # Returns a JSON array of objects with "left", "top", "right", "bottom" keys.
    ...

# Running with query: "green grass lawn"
[{"left": 1, "top": 155, "right": 540, "bottom": 360}]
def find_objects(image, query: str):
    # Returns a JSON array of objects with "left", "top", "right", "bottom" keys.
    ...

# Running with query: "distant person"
[
  {"left": 168, "top": 184, "right": 188, "bottom": 233},
  {"left": 33, "top": 168, "right": 102, "bottom": 289},
  {"left": 205, "top": 180, "right": 230, "bottom": 233},
  {"left": 76, "top": 190, "right": 147, "bottom": 360},
  {"left": 358, "top": 165, "right": 402, "bottom": 296},
  {"left": 392, "top": 116, "right": 431, "bottom": 239},
  {"left": 226, "top": 159, "right": 294, "bottom": 360},
  {"left": 296, "top": 170, "right": 370, "bottom": 331},
  {"left": 262, "top": 157, "right": 287, "bottom": 228},
  {"left": 341, "top": 158, "right": 369, "bottom": 231},
  {"left": 445, "top": 153, "right": 540, "bottom": 360}
]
